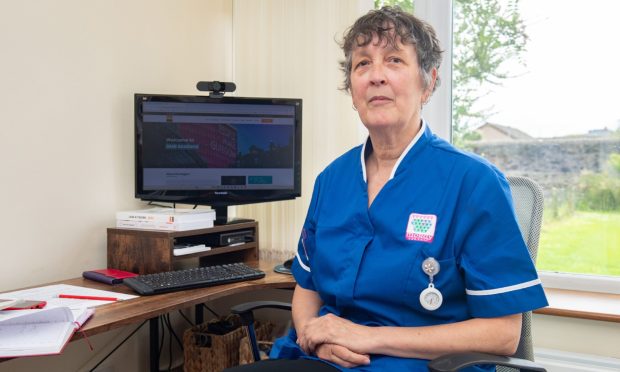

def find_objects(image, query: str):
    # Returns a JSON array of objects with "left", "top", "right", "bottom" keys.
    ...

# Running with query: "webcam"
[{"left": 196, "top": 81, "right": 236, "bottom": 97}]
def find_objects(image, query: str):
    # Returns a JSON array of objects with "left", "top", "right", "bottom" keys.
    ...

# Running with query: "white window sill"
[
  {"left": 535, "top": 271, "right": 620, "bottom": 323},
  {"left": 535, "top": 287, "right": 620, "bottom": 323},
  {"left": 539, "top": 271, "right": 620, "bottom": 295}
]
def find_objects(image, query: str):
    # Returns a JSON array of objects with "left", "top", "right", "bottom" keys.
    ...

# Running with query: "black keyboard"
[{"left": 123, "top": 263, "right": 266, "bottom": 295}]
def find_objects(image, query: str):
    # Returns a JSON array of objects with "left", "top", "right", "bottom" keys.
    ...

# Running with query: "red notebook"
[{"left": 82, "top": 269, "right": 138, "bottom": 285}]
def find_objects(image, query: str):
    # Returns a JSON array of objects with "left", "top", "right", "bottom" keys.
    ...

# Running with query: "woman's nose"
[{"left": 369, "top": 64, "right": 387, "bottom": 86}]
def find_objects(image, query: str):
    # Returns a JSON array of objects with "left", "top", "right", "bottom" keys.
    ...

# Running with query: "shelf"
[{"left": 107, "top": 222, "right": 259, "bottom": 274}]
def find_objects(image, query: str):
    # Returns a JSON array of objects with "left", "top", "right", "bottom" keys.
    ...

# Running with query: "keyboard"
[{"left": 123, "top": 263, "right": 266, "bottom": 295}]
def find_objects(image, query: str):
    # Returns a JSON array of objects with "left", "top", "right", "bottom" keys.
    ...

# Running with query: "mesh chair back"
[{"left": 497, "top": 176, "right": 544, "bottom": 372}]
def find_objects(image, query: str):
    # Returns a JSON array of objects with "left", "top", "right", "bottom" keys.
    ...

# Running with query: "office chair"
[{"left": 232, "top": 176, "right": 547, "bottom": 372}]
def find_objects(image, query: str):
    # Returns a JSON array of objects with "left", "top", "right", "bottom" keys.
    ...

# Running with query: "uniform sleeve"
[
  {"left": 290, "top": 174, "right": 321, "bottom": 290},
  {"left": 457, "top": 168, "right": 548, "bottom": 318}
]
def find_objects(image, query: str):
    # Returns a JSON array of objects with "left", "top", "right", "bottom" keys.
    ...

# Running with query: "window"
[
  {"left": 378, "top": 0, "right": 620, "bottom": 292},
  {"left": 450, "top": 0, "right": 620, "bottom": 289}
]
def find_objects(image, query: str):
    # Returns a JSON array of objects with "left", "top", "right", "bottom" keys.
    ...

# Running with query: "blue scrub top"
[{"left": 271, "top": 121, "right": 548, "bottom": 371}]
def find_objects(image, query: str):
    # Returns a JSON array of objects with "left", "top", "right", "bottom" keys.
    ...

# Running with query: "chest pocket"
[{"left": 402, "top": 253, "right": 467, "bottom": 324}]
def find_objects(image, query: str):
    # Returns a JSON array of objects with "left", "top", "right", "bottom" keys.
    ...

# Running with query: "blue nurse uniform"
[{"left": 270, "top": 121, "right": 548, "bottom": 371}]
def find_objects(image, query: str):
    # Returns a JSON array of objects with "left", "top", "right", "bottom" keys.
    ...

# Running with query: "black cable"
[
  {"left": 167, "top": 317, "right": 172, "bottom": 372},
  {"left": 178, "top": 309, "right": 194, "bottom": 327},
  {"left": 89, "top": 320, "right": 147, "bottom": 372},
  {"left": 164, "top": 313, "right": 184, "bottom": 351},
  {"left": 158, "top": 316, "right": 165, "bottom": 365},
  {"left": 202, "top": 303, "right": 220, "bottom": 318}
]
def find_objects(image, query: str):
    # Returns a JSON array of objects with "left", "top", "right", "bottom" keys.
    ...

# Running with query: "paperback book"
[
  {"left": 115, "top": 208, "right": 216, "bottom": 224},
  {"left": 116, "top": 218, "right": 214, "bottom": 231}
]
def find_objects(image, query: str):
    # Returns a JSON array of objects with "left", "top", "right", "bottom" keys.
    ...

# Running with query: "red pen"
[{"left": 58, "top": 294, "right": 118, "bottom": 301}]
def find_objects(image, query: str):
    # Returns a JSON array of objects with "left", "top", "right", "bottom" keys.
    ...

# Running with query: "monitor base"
[{"left": 214, "top": 217, "right": 256, "bottom": 226}]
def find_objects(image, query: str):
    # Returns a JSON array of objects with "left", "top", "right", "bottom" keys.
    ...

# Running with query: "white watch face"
[{"left": 419, "top": 286, "right": 443, "bottom": 311}]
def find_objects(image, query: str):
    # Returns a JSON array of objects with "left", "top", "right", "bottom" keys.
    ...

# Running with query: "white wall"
[
  {"left": 0, "top": 1, "right": 232, "bottom": 370},
  {"left": 0, "top": 0, "right": 233, "bottom": 292}
]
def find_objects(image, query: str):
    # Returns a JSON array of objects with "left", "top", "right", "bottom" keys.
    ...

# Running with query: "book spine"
[
  {"left": 82, "top": 271, "right": 121, "bottom": 285},
  {"left": 116, "top": 219, "right": 214, "bottom": 231},
  {"left": 115, "top": 210, "right": 216, "bottom": 223}
]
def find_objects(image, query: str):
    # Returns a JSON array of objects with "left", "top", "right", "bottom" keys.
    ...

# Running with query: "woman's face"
[{"left": 350, "top": 35, "right": 430, "bottom": 133}]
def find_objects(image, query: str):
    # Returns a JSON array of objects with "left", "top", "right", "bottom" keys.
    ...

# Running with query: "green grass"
[{"left": 537, "top": 211, "right": 620, "bottom": 276}]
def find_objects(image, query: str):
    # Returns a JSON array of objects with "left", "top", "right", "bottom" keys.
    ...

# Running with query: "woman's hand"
[
  {"left": 297, "top": 313, "right": 371, "bottom": 355},
  {"left": 315, "top": 343, "right": 370, "bottom": 369}
]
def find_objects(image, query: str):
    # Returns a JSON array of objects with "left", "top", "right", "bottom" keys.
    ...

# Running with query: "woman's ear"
[
  {"left": 422, "top": 67, "right": 438, "bottom": 104},
  {"left": 427, "top": 67, "right": 438, "bottom": 95}
]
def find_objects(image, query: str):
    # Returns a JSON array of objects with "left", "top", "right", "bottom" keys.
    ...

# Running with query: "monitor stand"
[{"left": 213, "top": 206, "right": 255, "bottom": 226}]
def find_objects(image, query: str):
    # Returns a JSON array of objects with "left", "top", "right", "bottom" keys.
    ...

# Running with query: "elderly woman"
[{"left": 227, "top": 6, "right": 547, "bottom": 372}]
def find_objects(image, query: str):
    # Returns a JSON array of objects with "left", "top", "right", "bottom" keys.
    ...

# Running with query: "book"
[
  {"left": 82, "top": 269, "right": 138, "bottom": 285},
  {"left": 116, "top": 218, "right": 214, "bottom": 231},
  {"left": 115, "top": 208, "right": 216, "bottom": 224},
  {"left": 0, "top": 306, "right": 94, "bottom": 357}
]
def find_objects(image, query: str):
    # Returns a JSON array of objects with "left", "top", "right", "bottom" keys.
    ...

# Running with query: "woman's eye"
[
  {"left": 389, "top": 57, "right": 403, "bottom": 63},
  {"left": 355, "top": 60, "right": 370, "bottom": 69}
]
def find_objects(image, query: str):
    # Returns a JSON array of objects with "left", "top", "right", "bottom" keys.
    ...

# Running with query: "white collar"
[{"left": 361, "top": 119, "right": 427, "bottom": 183}]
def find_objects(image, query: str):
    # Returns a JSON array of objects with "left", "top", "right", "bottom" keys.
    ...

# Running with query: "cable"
[
  {"left": 167, "top": 317, "right": 172, "bottom": 372},
  {"left": 89, "top": 320, "right": 147, "bottom": 372},
  {"left": 202, "top": 303, "right": 221, "bottom": 318},
  {"left": 166, "top": 314, "right": 184, "bottom": 351},
  {"left": 178, "top": 309, "right": 194, "bottom": 327},
  {"left": 158, "top": 316, "right": 165, "bottom": 367}
]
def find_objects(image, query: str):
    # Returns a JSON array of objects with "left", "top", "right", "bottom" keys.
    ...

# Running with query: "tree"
[
  {"left": 375, "top": 0, "right": 413, "bottom": 13},
  {"left": 374, "top": 0, "right": 528, "bottom": 147},
  {"left": 453, "top": 0, "right": 527, "bottom": 147}
]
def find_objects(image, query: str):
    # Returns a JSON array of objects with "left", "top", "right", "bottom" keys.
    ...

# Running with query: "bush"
[
  {"left": 575, "top": 172, "right": 620, "bottom": 211},
  {"left": 547, "top": 186, "right": 576, "bottom": 220}
]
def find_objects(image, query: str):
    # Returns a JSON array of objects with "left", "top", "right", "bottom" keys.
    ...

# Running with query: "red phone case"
[{"left": 5, "top": 300, "right": 47, "bottom": 310}]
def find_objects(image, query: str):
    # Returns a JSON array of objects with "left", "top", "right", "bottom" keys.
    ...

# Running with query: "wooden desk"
[
  {"left": 78, "top": 260, "right": 294, "bottom": 336},
  {"left": 4, "top": 260, "right": 295, "bottom": 371}
]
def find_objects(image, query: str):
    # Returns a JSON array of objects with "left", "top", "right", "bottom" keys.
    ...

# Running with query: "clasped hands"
[{"left": 296, "top": 313, "right": 372, "bottom": 368}]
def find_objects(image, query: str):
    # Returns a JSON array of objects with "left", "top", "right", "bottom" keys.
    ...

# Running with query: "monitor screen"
[{"left": 134, "top": 93, "right": 302, "bottom": 220}]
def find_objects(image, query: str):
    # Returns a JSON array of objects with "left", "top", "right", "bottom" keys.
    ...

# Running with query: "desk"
[{"left": 4, "top": 260, "right": 295, "bottom": 371}]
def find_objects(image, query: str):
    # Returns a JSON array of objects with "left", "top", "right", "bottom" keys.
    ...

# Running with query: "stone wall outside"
[{"left": 468, "top": 137, "right": 620, "bottom": 192}]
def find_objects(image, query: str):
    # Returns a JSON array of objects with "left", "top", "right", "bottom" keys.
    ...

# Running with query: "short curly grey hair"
[{"left": 339, "top": 6, "right": 442, "bottom": 94}]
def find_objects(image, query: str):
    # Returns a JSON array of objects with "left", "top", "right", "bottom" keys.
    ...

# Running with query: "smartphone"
[{"left": 4, "top": 300, "right": 47, "bottom": 310}]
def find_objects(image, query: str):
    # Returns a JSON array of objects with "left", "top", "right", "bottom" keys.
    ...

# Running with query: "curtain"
[{"left": 232, "top": 0, "right": 372, "bottom": 262}]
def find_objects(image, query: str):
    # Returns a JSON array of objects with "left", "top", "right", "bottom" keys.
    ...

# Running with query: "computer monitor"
[{"left": 134, "top": 93, "right": 302, "bottom": 224}]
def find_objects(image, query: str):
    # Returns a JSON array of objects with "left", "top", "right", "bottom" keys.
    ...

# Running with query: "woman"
[{"left": 228, "top": 6, "right": 547, "bottom": 372}]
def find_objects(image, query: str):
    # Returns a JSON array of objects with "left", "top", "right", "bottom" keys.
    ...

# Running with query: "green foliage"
[
  {"left": 609, "top": 153, "right": 620, "bottom": 174},
  {"left": 575, "top": 153, "right": 620, "bottom": 212},
  {"left": 374, "top": 0, "right": 413, "bottom": 13},
  {"left": 453, "top": 0, "right": 527, "bottom": 146},
  {"left": 547, "top": 186, "right": 576, "bottom": 221},
  {"left": 575, "top": 173, "right": 620, "bottom": 211}
]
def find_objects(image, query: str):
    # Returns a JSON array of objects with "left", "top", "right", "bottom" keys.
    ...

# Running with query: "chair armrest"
[
  {"left": 231, "top": 301, "right": 292, "bottom": 315},
  {"left": 428, "top": 352, "right": 547, "bottom": 372},
  {"left": 230, "top": 301, "right": 293, "bottom": 362},
  {"left": 231, "top": 301, "right": 292, "bottom": 325}
]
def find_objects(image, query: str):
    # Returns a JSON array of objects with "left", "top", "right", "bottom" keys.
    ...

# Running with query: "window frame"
[{"left": 413, "top": 0, "right": 620, "bottom": 294}]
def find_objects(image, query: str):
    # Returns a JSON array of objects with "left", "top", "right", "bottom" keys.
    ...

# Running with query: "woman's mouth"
[{"left": 369, "top": 96, "right": 391, "bottom": 104}]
